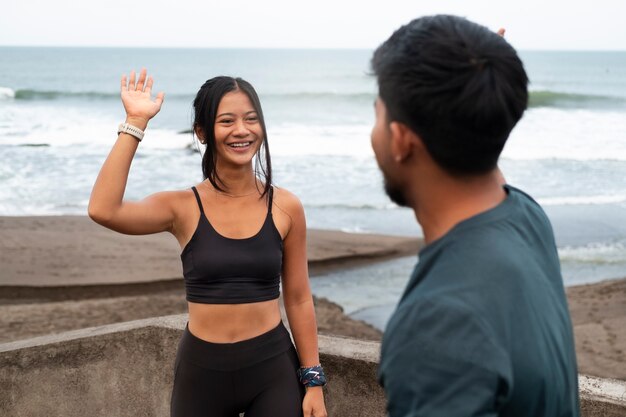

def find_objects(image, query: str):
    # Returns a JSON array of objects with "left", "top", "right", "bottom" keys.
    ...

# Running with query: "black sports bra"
[{"left": 180, "top": 186, "right": 283, "bottom": 304}]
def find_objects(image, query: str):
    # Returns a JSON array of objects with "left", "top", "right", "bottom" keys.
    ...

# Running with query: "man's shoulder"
[
  {"left": 505, "top": 185, "right": 554, "bottom": 230},
  {"left": 390, "top": 294, "right": 489, "bottom": 336},
  {"left": 424, "top": 185, "right": 558, "bottom": 277},
  {"left": 413, "top": 230, "right": 529, "bottom": 293},
  {"left": 383, "top": 294, "right": 509, "bottom": 376},
  {"left": 505, "top": 184, "right": 539, "bottom": 205}
]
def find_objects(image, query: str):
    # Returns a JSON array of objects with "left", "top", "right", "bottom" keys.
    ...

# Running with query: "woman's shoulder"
[
  {"left": 270, "top": 185, "right": 306, "bottom": 238},
  {"left": 163, "top": 187, "right": 198, "bottom": 200},
  {"left": 146, "top": 187, "right": 200, "bottom": 213},
  {"left": 271, "top": 185, "right": 304, "bottom": 218}
]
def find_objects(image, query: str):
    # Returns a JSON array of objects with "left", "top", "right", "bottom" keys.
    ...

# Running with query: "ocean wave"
[
  {"left": 7, "top": 88, "right": 376, "bottom": 103},
  {"left": 268, "top": 90, "right": 626, "bottom": 108},
  {"left": 4, "top": 87, "right": 376, "bottom": 102},
  {"left": 17, "top": 143, "right": 51, "bottom": 147},
  {"left": 10, "top": 89, "right": 191, "bottom": 101},
  {"left": 312, "top": 196, "right": 626, "bottom": 211},
  {"left": 5, "top": 85, "right": 625, "bottom": 111},
  {"left": 0, "top": 87, "right": 16, "bottom": 99},
  {"left": 13, "top": 89, "right": 119, "bottom": 100},
  {"left": 268, "top": 90, "right": 625, "bottom": 108},
  {"left": 306, "top": 203, "right": 397, "bottom": 210},
  {"left": 559, "top": 241, "right": 626, "bottom": 265},
  {"left": 261, "top": 91, "right": 374, "bottom": 102},
  {"left": 537, "top": 195, "right": 626, "bottom": 206},
  {"left": 503, "top": 107, "right": 626, "bottom": 161},
  {"left": 528, "top": 90, "right": 626, "bottom": 109}
]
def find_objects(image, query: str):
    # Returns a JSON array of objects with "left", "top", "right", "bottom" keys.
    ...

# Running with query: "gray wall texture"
[{"left": 1, "top": 315, "right": 624, "bottom": 417}]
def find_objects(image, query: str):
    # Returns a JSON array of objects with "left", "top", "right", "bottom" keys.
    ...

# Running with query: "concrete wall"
[
  {"left": 1, "top": 315, "right": 624, "bottom": 417},
  {"left": 1, "top": 319, "right": 181, "bottom": 417}
]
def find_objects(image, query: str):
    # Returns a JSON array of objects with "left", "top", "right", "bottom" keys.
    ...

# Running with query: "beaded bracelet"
[{"left": 297, "top": 364, "right": 327, "bottom": 387}]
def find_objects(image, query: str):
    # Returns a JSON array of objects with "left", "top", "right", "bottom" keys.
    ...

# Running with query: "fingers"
[
  {"left": 122, "top": 69, "right": 155, "bottom": 94},
  {"left": 136, "top": 68, "right": 147, "bottom": 91},
  {"left": 497, "top": 28, "right": 506, "bottom": 37},
  {"left": 312, "top": 407, "right": 327, "bottom": 417},
  {"left": 304, "top": 407, "right": 326, "bottom": 417},
  {"left": 155, "top": 91, "right": 165, "bottom": 108},
  {"left": 145, "top": 76, "right": 153, "bottom": 95},
  {"left": 128, "top": 70, "right": 136, "bottom": 90}
]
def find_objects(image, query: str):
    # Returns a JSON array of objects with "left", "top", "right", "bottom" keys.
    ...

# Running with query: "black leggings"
[{"left": 170, "top": 321, "right": 305, "bottom": 417}]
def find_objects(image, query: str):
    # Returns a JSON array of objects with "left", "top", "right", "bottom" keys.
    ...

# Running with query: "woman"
[{"left": 88, "top": 69, "right": 327, "bottom": 417}]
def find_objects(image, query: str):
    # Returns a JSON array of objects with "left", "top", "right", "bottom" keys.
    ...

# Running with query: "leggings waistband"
[{"left": 177, "top": 321, "right": 294, "bottom": 371}]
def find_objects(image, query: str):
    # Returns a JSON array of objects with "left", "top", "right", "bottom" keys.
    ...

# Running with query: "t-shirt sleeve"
[{"left": 379, "top": 299, "right": 511, "bottom": 417}]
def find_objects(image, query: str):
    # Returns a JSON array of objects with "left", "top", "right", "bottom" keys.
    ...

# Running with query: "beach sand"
[
  {"left": 1, "top": 216, "right": 624, "bottom": 380},
  {"left": 0, "top": 216, "right": 411, "bottom": 342},
  {"left": 567, "top": 279, "right": 626, "bottom": 380}
]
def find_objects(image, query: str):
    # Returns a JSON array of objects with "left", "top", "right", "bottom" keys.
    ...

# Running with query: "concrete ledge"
[
  {"left": 1, "top": 315, "right": 624, "bottom": 417},
  {"left": 1, "top": 324, "right": 180, "bottom": 417},
  {"left": 579, "top": 374, "right": 626, "bottom": 417},
  {"left": 317, "top": 334, "right": 385, "bottom": 416}
]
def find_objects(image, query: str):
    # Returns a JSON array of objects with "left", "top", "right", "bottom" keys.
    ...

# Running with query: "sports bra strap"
[
  {"left": 268, "top": 186, "right": 274, "bottom": 214},
  {"left": 191, "top": 186, "right": 205, "bottom": 214}
]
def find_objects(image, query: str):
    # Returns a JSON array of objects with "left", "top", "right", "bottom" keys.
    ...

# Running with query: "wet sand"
[
  {"left": 0, "top": 216, "right": 420, "bottom": 288},
  {"left": 566, "top": 279, "right": 626, "bottom": 380},
  {"left": 0, "top": 216, "right": 413, "bottom": 342}
]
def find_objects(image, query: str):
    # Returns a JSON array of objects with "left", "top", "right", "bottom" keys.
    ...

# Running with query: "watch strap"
[{"left": 117, "top": 123, "right": 145, "bottom": 141}]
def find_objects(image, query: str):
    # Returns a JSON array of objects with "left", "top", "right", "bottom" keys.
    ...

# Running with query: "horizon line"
[{"left": 1, "top": 44, "right": 626, "bottom": 53}]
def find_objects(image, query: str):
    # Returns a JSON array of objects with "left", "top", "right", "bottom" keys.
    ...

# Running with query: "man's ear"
[{"left": 389, "top": 121, "right": 423, "bottom": 162}]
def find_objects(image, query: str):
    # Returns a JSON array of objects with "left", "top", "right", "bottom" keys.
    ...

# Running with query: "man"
[{"left": 370, "top": 15, "right": 580, "bottom": 416}]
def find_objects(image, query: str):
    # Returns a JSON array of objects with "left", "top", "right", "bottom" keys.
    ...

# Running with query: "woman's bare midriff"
[{"left": 187, "top": 298, "right": 282, "bottom": 343}]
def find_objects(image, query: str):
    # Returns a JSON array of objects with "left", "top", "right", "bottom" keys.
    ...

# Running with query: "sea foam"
[{"left": 0, "top": 87, "right": 16, "bottom": 100}]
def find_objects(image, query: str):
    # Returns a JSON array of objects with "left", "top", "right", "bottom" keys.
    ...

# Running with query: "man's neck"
[{"left": 410, "top": 170, "right": 507, "bottom": 245}]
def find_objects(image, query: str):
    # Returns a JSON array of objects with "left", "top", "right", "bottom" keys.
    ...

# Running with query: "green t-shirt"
[{"left": 378, "top": 185, "right": 580, "bottom": 417}]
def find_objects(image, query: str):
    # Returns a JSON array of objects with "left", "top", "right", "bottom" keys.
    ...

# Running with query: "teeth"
[{"left": 229, "top": 142, "right": 251, "bottom": 148}]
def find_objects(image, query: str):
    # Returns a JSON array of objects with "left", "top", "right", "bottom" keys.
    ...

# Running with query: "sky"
[{"left": 1, "top": 0, "right": 625, "bottom": 51}]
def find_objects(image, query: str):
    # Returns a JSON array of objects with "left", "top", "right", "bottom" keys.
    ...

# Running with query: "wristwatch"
[{"left": 117, "top": 123, "right": 145, "bottom": 141}]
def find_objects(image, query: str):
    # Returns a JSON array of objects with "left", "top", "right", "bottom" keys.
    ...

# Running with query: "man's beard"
[{"left": 383, "top": 175, "right": 408, "bottom": 207}]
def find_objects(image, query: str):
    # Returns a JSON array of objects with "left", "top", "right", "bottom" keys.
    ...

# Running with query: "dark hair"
[
  {"left": 371, "top": 15, "right": 528, "bottom": 175},
  {"left": 192, "top": 76, "right": 272, "bottom": 198}
]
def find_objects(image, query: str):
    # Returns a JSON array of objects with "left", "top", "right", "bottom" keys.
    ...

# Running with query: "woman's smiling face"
[{"left": 213, "top": 90, "right": 263, "bottom": 167}]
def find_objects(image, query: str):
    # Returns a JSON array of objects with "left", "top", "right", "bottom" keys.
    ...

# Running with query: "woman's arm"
[
  {"left": 88, "top": 69, "right": 174, "bottom": 235},
  {"left": 279, "top": 190, "right": 327, "bottom": 417}
]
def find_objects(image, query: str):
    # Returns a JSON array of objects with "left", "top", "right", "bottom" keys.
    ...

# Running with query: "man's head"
[{"left": 370, "top": 15, "right": 528, "bottom": 205}]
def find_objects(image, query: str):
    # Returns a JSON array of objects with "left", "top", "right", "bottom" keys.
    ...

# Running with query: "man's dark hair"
[{"left": 371, "top": 15, "right": 529, "bottom": 175}]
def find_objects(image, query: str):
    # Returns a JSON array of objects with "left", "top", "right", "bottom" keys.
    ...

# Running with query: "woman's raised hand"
[{"left": 120, "top": 68, "right": 165, "bottom": 126}]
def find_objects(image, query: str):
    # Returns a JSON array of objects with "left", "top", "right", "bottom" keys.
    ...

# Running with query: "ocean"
[{"left": 1, "top": 47, "right": 626, "bottom": 329}]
